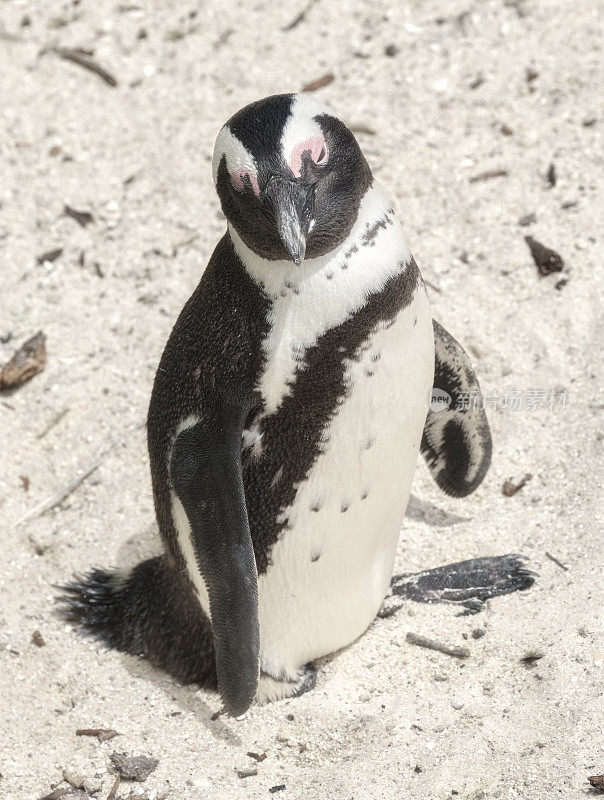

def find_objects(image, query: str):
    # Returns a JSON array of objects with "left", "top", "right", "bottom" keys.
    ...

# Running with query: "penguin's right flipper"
[
  {"left": 421, "top": 320, "right": 492, "bottom": 497},
  {"left": 170, "top": 400, "right": 260, "bottom": 717},
  {"left": 388, "top": 554, "right": 536, "bottom": 615}
]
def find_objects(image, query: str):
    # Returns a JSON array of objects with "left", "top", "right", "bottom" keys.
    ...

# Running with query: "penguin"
[{"left": 60, "top": 94, "right": 534, "bottom": 716}]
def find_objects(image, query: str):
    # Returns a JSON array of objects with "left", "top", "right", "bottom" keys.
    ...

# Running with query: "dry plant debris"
[
  {"left": 76, "top": 728, "right": 120, "bottom": 742},
  {"left": 469, "top": 168, "right": 508, "bottom": 182},
  {"left": 525, "top": 236, "right": 564, "bottom": 275},
  {"left": 109, "top": 752, "right": 159, "bottom": 782},
  {"left": 282, "top": 0, "right": 318, "bottom": 31},
  {"left": 63, "top": 205, "right": 94, "bottom": 227},
  {"left": 302, "top": 73, "right": 335, "bottom": 92},
  {"left": 247, "top": 751, "right": 267, "bottom": 762},
  {"left": 406, "top": 632, "right": 470, "bottom": 659},
  {"left": 0, "top": 332, "right": 46, "bottom": 389},
  {"left": 36, "top": 247, "right": 63, "bottom": 264},
  {"left": 47, "top": 47, "right": 118, "bottom": 87},
  {"left": 502, "top": 473, "right": 532, "bottom": 496},
  {"left": 545, "top": 551, "right": 569, "bottom": 571},
  {"left": 31, "top": 630, "right": 46, "bottom": 647}
]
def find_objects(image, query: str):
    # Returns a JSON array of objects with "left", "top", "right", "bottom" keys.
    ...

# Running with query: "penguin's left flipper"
[
  {"left": 385, "top": 555, "right": 536, "bottom": 615},
  {"left": 421, "top": 320, "right": 492, "bottom": 497}
]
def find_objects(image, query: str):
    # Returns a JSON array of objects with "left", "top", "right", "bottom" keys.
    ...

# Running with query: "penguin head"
[{"left": 212, "top": 94, "right": 372, "bottom": 265}]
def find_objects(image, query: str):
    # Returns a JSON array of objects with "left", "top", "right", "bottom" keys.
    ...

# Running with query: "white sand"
[{"left": 0, "top": 0, "right": 602, "bottom": 798}]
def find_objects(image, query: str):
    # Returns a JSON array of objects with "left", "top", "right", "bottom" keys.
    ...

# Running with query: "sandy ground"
[{"left": 0, "top": 0, "right": 602, "bottom": 798}]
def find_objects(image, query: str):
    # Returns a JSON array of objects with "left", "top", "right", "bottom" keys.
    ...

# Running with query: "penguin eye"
[
  {"left": 230, "top": 169, "right": 260, "bottom": 197},
  {"left": 288, "top": 137, "right": 328, "bottom": 177}
]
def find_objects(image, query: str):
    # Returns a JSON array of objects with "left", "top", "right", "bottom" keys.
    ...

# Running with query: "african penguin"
[{"left": 60, "top": 94, "right": 534, "bottom": 716}]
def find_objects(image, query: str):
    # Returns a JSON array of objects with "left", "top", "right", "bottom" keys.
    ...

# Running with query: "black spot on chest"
[{"left": 244, "top": 257, "right": 421, "bottom": 574}]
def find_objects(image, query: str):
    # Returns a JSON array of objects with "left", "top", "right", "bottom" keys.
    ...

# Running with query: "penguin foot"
[
  {"left": 256, "top": 664, "right": 317, "bottom": 705},
  {"left": 388, "top": 554, "right": 536, "bottom": 615}
]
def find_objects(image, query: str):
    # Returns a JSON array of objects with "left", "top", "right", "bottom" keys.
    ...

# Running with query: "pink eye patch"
[
  {"left": 230, "top": 169, "right": 260, "bottom": 196},
  {"left": 288, "top": 137, "right": 328, "bottom": 178}
]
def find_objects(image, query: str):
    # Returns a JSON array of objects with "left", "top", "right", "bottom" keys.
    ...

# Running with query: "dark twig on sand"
[
  {"left": 545, "top": 551, "right": 569, "bottom": 571},
  {"left": 521, "top": 650, "right": 545, "bottom": 665},
  {"left": 348, "top": 124, "right": 377, "bottom": 136},
  {"left": 236, "top": 768, "right": 258, "bottom": 778},
  {"left": 37, "top": 408, "right": 69, "bottom": 439},
  {"left": 47, "top": 47, "right": 118, "bottom": 87},
  {"left": 406, "top": 632, "right": 470, "bottom": 659},
  {"left": 63, "top": 205, "right": 94, "bottom": 227},
  {"left": 302, "top": 73, "right": 334, "bottom": 92},
  {"left": 76, "top": 728, "right": 120, "bottom": 742},
  {"left": 36, "top": 248, "right": 64, "bottom": 264},
  {"left": 16, "top": 460, "right": 101, "bottom": 527},
  {"left": 39, "top": 790, "right": 79, "bottom": 800},
  {"left": 282, "top": 0, "right": 318, "bottom": 31},
  {"left": 106, "top": 774, "right": 120, "bottom": 800},
  {"left": 469, "top": 169, "right": 508, "bottom": 183},
  {"left": 16, "top": 422, "right": 144, "bottom": 527}
]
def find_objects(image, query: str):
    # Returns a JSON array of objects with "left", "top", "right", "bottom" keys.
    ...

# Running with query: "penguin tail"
[{"left": 57, "top": 556, "right": 217, "bottom": 688}]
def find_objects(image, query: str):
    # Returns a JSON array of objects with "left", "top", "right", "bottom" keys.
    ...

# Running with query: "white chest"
[{"left": 257, "top": 283, "right": 434, "bottom": 675}]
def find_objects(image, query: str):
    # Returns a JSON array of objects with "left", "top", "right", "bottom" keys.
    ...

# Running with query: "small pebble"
[
  {"left": 518, "top": 212, "right": 537, "bottom": 227},
  {"left": 451, "top": 698, "right": 465, "bottom": 710},
  {"left": 82, "top": 776, "right": 103, "bottom": 794},
  {"left": 63, "top": 769, "right": 84, "bottom": 789},
  {"left": 31, "top": 630, "right": 46, "bottom": 647}
]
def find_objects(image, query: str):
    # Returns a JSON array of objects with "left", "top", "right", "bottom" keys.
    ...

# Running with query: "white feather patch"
[
  {"left": 229, "top": 183, "right": 412, "bottom": 415},
  {"left": 256, "top": 284, "right": 434, "bottom": 675},
  {"left": 212, "top": 126, "right": 257, "bottom": 186},
  {"left": 169, "top": 415, "right": 212, "bottom": 618},
  {"left": 280, "top": 94, "right": 334, "bottom": 167}
]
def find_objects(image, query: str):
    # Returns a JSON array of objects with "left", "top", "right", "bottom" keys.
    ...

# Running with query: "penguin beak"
[
  {"left": 278, "top": 211, "right": 307, "bottom": 267},
  {"left": 263, "top": 177, "right": 311, "bottom": 266}
]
